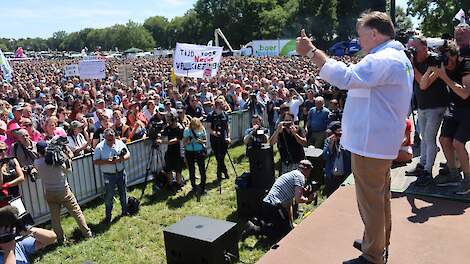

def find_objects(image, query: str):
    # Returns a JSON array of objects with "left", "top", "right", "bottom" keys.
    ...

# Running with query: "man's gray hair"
[
  {"left": 103, "top": 128, "right": 116, "bottom": 137},
  {"left": 315, "top": 96, "right": 325, "bottom": 103}
]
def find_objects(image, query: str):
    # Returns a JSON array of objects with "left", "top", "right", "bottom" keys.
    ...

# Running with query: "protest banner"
[
  {"left": 0, "top": 49, "right": 13, "bottom": 81},
  {"left": 64, "top": 64, "right": 79, "bottom": 77},
  {"left": 117, "top": 64, "right": 132, "bottom": 86},
  {"left": 79, "top": 60, "right": 106, "bottom": 80},
  {"left": 173, "top": 43, "right": 222, "bottom": 78}
]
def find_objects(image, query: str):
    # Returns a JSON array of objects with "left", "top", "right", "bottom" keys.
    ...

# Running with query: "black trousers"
[
  {"left": 185, "top": 151, "right": 206, "bottom": 191},
  {"left": 261, "top": 202, "right": 293, "bottom": 239},
  {"left": 210, "top": 136, "right": 228, "bottom": 179}
]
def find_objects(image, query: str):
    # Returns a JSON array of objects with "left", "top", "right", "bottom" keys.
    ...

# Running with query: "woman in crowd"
[
  {"left": 21, "top": 118, "right": 43, "bottom": 142},
  {"left": 112, "top": 110, "right": 130, "bottom": 140},
  {"left": 183, "top": 117, "right": 207, "bottom": 196},
  {"left": 43, "top": 116, "right": 67, "bottom": 141},
  {"left": 0, "top": 141, "right": 25, "bottom": 205},
  {"left": 67, "top": 120, "right": 91, "bottom": 157},
  {"left": 126, "top": 109, "right": 147, "bottom": 143}
]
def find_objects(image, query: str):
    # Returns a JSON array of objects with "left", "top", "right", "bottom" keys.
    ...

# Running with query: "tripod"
[
  {"left": 139, "top": 142, "right": 162, "bottom": 200},
  {"left": 205, "top": 143, "right": 238, "bottom": 195}
]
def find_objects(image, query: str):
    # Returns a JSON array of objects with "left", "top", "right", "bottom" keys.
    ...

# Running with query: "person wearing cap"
[
  {"left": 92, "top": 98, "right": 113, "bottom": 124},
  {"left": 11, "top": 129, "right": 39, "bottom": 181},
  {"left": 261, "top": 159, "right": 315, "bottom": 238},
  {"left": 34, "top": 140, "right": 93, "bottom": 243},
  {"left": 67, "top": 121, "right": 90, "bottom": 157},
  {"left": 8, "top": 105, "right": 23, "bottom": 129},
  {"left": 4, "top": 122, "right": 21, "bottom": 155},
  {"left": 323, "top": 121, "right": 351, "bottom": 197},
  {"left": 93, "top": 128, "right": 130, "bottom": 224}
]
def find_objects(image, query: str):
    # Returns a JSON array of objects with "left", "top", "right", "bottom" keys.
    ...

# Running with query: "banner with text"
[
  {"left": 79, "top": 60, "right": 106, "bottom": 80},
  {"left": 173, "top": 43, "right": 222, "bottom": 78},
  {"left": 64, "top": 64, "right": 79, "bottom": 77}
]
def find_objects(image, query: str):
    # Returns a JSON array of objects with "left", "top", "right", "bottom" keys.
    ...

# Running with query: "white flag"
[
  {"left": 454, "top": 9, "right": 465, "bottom": 23},
  {"left": 0, "top": 49, "right": 13, "bottom": 82}
]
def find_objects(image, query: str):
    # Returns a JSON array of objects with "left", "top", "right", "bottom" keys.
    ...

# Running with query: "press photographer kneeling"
[
  {"left": 0, "top": 206, "right": 56, "bottom": 264},
  {"left": 243, "top": 160, "right": 317, "bottom": 240}
]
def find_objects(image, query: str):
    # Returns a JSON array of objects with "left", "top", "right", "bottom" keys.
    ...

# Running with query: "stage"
[{"left": 257, "top": 185, "right": 470, "bottom": 263}]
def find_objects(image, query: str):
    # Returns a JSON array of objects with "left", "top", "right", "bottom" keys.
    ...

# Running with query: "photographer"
[
  {"left": 207, "top": 99, "right": 231, "bottom": 181},
  {"left": 323, "top": 122, "right": 351, "bottom": 197},
  {"left": 422, "top": 41, "right": 470, "bottom": 193},
  {"left": 93, "top": 129, "right": 130, "bottom": 224},
  {"left": 243, "top": 93, "right": 265, "bottom": 125},
  {"left": 34, "top": 140, "right": 93, "bottom": 243},
  {"left": 10, "top": 130, "right": 36, "bottom": 184},
  {"left": 405, "top": 36, "right": 449, "bottom": 186},
  {"left": 243, "top": 114, "right": 269, "bottom": 149},
  {"left": 260, "top": 160, "right": 315, "bottom": 239},
  {"left": 270, "top": 112, "right": 307, "bottom": 175},
  {"left": 0, "top": 142, "right": 25, "bottom": 207},
  {"left": 182, "top": 117, "right": 207, "bottom": 195},
  {"left": 0, "top": 206, "right": 57, "bottom": 264},
  {"left": 156, "top": 110, "right": 184, "bottom": 189}
]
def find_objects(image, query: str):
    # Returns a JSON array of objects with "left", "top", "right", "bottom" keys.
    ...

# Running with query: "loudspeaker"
[
  {"left": 163, "top": 216, "right": 239, "bottom": 264},
  {"left": 248, "top": 145, "right": 275, "bottom": 189},
  {"left": 236, "top": 186, "right": 269, "bottom": 218},
  {"left": 304, "top": 147, "right": 325, "bottom": 186}
]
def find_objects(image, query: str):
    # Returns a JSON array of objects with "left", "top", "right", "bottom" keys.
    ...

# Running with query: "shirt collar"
[{"left": 369, "top": 40, "right": 392, "bottom": 54}]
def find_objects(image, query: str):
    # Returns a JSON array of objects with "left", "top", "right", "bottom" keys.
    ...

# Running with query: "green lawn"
[{"left": 31, "top": 144, "right": 324, "bottom": 264}]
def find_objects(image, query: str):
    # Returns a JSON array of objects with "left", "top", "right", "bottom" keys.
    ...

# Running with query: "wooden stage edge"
[{"left": 257, "top": 185, "right": 470, "bottom": 264}]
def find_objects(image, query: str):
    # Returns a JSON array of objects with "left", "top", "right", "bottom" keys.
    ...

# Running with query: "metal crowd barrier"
[{"left": 19, "top": 110, "right": 251, "bottom": 224}]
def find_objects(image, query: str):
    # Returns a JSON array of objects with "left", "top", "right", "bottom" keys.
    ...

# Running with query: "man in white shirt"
[
  {"left": 297, "top": 11, "right": 413, "bottom": 264},
  {"left": 286, "top": 88, "right": 304, "bottom": 123}
]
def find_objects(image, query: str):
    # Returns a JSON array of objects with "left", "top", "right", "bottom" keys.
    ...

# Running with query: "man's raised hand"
[{"left": 296, "top": 29, "right": 316, "bottom": 57}]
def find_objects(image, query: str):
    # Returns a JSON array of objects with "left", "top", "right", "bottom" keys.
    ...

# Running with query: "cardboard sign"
[
  {"left": 64, "top": 64, "right": 79, "bottom": 77},
  {"left": 117, "top": 64, "right": 132, "bottom": 86},
  {"left": 173, "top": 43, "right": 222, "bottom": 78},
  {"left": 79, "top": 60, "right": 106, "bottom": 80}
]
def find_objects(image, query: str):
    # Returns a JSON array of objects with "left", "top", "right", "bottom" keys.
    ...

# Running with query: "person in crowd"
[
  {"left": 266, "top": 89, "right": 284, "bottom": 135},
  {"left": 67, "top": 121, "right": 91, "bottom": 157},
  {"left": 306, "top": 96, "right": 331, "bottom": 148},
  {"left": 422, "top": 41, "right": 470, "bottom": 194},
  {"left": 270, "top": 112, "right": 307, "bottom": 175},
  {"left": 125, "top": 109, "right": 146, "bottom": 143},
  {"left": 22, "top": 104, "right": 41, "bottom": 132},
  {"left": 182, "top": 117, "right": 207, "bottom": 196},
  {"left": 394, "top": 118, "right": 413, "bottom": 164},
  {"left": 0, "top": 121, "right": 7, "bottom": 143},
  {"left": 11, "top": 129, "right": 38, "bottom": 182},
  {"left": 92, "top": 115, "right": 112, "bottom": 148},
  {"left": 92, "top": 98, "right": 113, "bottom": 124},
  {"left": 0, "top": 206, "right": 57, "bottom": 264},
  {"left": 157, "top": 110, "right": 185, "bottom": 189},
  {"left": 405, "top": 36, "right": 449, "bottom": 186},
  {"left": 0, "top": 141, "right": 25, "bottom": 201},
  {"left": 260, "top": 160, "right": 315, "bottom": 239},
  {"left": 142, "top": 99, "right": 156, "bottom": 122},
  {"left": 21, "top": 118, "right": 43, "bottom": 143},
  {"left": 185, "top": 95, "right": 204, "bottom": 118},
  {"left": 93, "top": 128, "right": 130, "bottom": 224},
  {"left": 207, "top": 99, "right": 231, "bottom": 181},
  {"left": 177, "top": 106, "right": 190, "bottom": 128},
  {"left": 34, "top": 141, "right": 93, "bottom": 243},
  {"left": 301, "top": 89, "right": 316, "bottom": 126},
  {"left": 286, "top": 88, "right": 304, "bottom": 123},
  {"left": 43, "top": 117, "right": 67, "bottom": 141},
  {"left": 323, "top": 121, "right": 351, "bottom": 197},
  {"left": 328, "top": 99, "right": 343, "bottom": 122},
  {"left": 112, "top": 110, "right": 130, "bottom": 140},
  {"left": 297, "top": 11, "right": 413, "bottom": 264},
  {"left": 243, "top": 114, "right": 269, "bottom": 147},
  {"left": 243, "top": 93, "right": 264, "bottom": 123}
]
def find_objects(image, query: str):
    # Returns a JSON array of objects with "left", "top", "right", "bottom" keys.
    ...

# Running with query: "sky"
[{"left": 1, "top": 0, "right": 414, "bottom": 39}]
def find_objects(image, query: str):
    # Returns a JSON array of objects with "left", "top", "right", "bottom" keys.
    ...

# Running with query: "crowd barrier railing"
[{"left": 19, "top": 110, "right": 251, "bottom": 224}]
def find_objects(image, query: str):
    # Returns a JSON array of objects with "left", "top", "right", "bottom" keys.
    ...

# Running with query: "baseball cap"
[
  {"left": 96, "top": 98, "right": 105, "bottom": 104},
  {"left": 70, "top": 120, "right": 84, "bottom": 129},
  {"left": 299, "top": 160, "right": 313, "bottom": 169}
]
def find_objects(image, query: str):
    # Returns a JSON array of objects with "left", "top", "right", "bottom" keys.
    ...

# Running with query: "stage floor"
[{"left": 257, "top": 186, "right": 470, "bottom": 264}]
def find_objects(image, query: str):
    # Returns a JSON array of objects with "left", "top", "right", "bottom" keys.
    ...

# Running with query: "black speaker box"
[
  {"left": 248, "top": 145, "right": 275, "bottom": 189},
  {"left": 235, "top": 187, "right": 269, "bottom": 218},
  {"left": 304, "top": 147, "right": 325, "bottom": 185},
  {"left": 163, "top": 216, "right": 239, "bottom": 264}
]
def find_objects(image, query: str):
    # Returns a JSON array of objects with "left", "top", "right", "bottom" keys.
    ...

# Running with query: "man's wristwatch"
[{"left": 306, "top": 48, "right": 317, "bottom": 59}]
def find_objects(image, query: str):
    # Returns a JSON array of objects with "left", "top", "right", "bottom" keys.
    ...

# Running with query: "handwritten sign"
[{"left": 173, "top": 43, "right": 222, "bottom": 78}]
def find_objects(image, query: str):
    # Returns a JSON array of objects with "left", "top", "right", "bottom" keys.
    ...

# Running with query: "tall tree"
[
  {"left": 395, "top": 6, "right": 413, "bottom": 32},
  {"left": 143, "top": 16, "right": 170, "bottom": 48},
  {"left": 407, "top": 0, "right": 470, "bottom": 37}
]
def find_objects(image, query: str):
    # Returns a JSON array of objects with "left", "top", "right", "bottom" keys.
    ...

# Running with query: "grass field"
[{"left": 31, "top": 144, "right": 324, "bottom": 264}]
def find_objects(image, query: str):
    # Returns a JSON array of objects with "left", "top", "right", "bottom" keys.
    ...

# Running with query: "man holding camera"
[
  {"left": 261, "top": 160, "right": 315, "bottom": 238},
  {"left": 421, "top": 41, "right": 470, "bottom": 194},
  {"left": 34, "top": 141, "right": 93, "bottom": 243},
  {"left": 11, "top": 129, "right": 38, "bottom": 183},
  {"left": 93, "top": 128, "right": 130, "bottom": 224},
  {"left": 0, "top": 206, "right": 57, "bottom": 264},
  {"left": 207, "top": 99, "right": 231, "bottom": 181},
  {"left": 297, "top": 11, "right": 413, "bottom": 264},
  {"left": 243, "top": 114, "right": 269, "bottom": 147},
  {"left": 405, "top": 36, "right": 449, "bottom": 186}
]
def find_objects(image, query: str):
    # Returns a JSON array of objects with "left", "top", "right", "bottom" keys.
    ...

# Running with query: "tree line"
[{"left": 0, "top": 0, "right": 465, "bottom": 53}]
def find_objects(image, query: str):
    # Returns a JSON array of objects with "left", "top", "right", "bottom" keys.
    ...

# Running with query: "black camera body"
[
  {"left": 404, "top": 47, "right": 417, "bottom": 60},
  {"left": 147, "top": 120, "right": 165, "bottom": 141},
  {"left": 303, "top": 180, "right": 320, "bottom": 197},
  {"left": 428, "top": 52, "right": 448, "bottom": 67},
  {"left": 44, "top": 136, "right": 69, "bottom": 167}
]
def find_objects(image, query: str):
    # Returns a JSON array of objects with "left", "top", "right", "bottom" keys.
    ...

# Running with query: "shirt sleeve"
[
  {"left": 319, "top": 56, "right": 388, "bottom": 90},
  {"left": 183, "top": 128, "right": 190, "bottom": 139},
  {"left": 293, "top": 172, "right": 305, "bottom": 187},
  {"left": 93, "top": 146, "right": 101, "bottom": 161}
]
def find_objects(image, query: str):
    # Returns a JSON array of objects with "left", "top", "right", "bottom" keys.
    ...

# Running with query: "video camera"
[
  {"left": 44, "top": 136, "right": 70, "bottom": 167},
  {"left": 147, "top": 120, "right": 165, "bottom": 141},
  {"left": 428, "top": 52, "right": 449, "bottom": 67}
]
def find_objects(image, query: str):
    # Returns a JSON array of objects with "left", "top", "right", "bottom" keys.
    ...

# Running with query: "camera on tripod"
[
  {"left": 44, "top": 136, "right": 70, "bottom": 167},
  {"left": 147, "top": 120, "right": 165, "bottom": 141}
]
